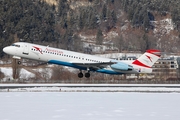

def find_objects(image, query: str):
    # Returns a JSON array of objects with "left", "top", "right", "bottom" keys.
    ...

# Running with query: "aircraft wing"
[{"left": 72, "top": 61, "right": 115, "bottom": 70}]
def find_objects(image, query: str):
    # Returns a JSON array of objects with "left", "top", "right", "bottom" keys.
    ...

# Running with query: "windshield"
[{"left": 11, "top": 44, "right": 20, "bottom": 47}]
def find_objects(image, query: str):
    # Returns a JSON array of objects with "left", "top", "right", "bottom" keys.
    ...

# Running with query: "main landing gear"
[
  {"left": 78, "top": 72, "right": 83, "bottom": 78},
  {"left": 78, "top": 70, "right": 90, "bottom": 78}
]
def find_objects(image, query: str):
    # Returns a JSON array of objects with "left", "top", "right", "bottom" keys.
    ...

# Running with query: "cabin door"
[{"left": 23, "top": 44, "right": 29, "bottom": 55}]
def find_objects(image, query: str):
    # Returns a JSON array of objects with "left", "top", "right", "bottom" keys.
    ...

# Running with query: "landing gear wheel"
[
  {"left": 17, "top": 61, "right": 21, "bottom": 65},
  {"left": 78, "top": 72, "right": 83, "bottom": 78},
  {"left": 85, "top": 72, "right": 90, "bottom": 78}
]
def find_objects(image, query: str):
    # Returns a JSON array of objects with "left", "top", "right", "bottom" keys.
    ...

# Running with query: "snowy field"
[
  {"left": 1, "top": 84, "right": 180, "bottom": 92},
  {"left": 0, "top": 92, "right": 180, "bottom": 120},
  {"left": 1, "top": 86, "right": 180, "bottom": 92}
]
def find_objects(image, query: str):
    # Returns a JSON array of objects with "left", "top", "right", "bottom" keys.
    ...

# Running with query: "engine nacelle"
[{"left": 110, "top": 62, "right": 133, "bottom": 71}]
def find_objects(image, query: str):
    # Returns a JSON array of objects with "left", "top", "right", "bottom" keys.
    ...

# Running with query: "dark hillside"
[
  {"left": 0, "top": 0, "right": 58, "bottom": 57},
  {"left": 1, "top": 0, "right": 180, "bottom": 57}
]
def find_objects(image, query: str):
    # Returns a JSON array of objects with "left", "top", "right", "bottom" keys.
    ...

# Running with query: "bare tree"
[
  {"left": 12, "top": 59, "right": 20, "bottom": 80},
  {"left": 0, "top": 69, "right": 5, "bottom": 80},
  {"left": 114, "top": 35, "right": 123, "bottom": 52}
]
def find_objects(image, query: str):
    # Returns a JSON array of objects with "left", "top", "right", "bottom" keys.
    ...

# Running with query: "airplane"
[{"left": 3, "top": 42, "right": 161, "bottom": 78}]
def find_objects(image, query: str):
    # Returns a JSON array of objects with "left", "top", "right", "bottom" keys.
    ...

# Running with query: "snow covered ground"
[
  {"left": 0, "top": 84, "right": 180, "bottom": 93},
  {"left": 1, "top": 86, "right": 180, "bottom": 92},
  {"left": 0, "top": 92, "right": 180, "bottom": 120},
  {"left": 0, "top": 67, "right": 35, "bottom": 80},
  {"left": 1, "top": 84, "right": 180, "bottom": 92}
]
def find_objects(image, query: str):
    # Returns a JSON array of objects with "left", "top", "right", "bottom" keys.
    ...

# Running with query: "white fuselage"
[{"left": 3, "top": 42, "right": 153, "bottom": 75}]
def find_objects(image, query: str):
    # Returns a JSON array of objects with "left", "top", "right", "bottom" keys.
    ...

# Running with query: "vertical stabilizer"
[{"left": 132, "top": 49, "right": 161, "bottom": 68}]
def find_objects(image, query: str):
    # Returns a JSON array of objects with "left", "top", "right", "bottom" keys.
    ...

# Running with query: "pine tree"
[
  {"left": 143, "top": 12, "right": 150, "bottom": 31},
  {"left": 111, "top": 10, "right": 117, "bottom": 25},
  {"left": 88, "top": 9, "right": 98, "bottom": 29},
  {"left": 140, "top": 33, "right": 149, "bottom": 51},
  {"left": 101, "top": 5, "right": 107, "bottom": 21}
]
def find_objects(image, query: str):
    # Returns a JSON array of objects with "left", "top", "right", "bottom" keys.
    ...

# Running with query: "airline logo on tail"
[
  {"left": 132, "top": 49, "right": 161, "bottom": 68},
  {"left": 146, "top": 55, "right": 152, "bottom": 62}
]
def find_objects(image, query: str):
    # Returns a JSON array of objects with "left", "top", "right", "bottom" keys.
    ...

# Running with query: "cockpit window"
[
  {"left": 11, "top": 44, "right": 20, "bottom": 47},
  {"left": 11, "top": 44, "right": 15, "bottom": 46}
]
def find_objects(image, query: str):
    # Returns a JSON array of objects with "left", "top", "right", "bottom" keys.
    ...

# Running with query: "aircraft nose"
[{"left": 3, "top": 47, "right": 11, "bottom": 54}]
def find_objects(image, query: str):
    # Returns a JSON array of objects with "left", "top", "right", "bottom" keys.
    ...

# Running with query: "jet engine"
[{"left": 110, "top": 62, "right": 133, "bottom": 71}]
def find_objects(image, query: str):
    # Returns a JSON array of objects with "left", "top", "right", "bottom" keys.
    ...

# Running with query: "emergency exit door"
[{"left": 23, "top": 44, "right": 29, "bottom": 55}]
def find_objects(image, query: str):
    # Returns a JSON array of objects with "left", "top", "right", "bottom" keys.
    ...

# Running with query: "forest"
[{"left": 1, "top": 0, "right": 180, "bottom": 58}]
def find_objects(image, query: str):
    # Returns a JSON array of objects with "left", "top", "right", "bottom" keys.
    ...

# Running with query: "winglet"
[{"left": 132, "top": 49, "right": 161, "bottom": 68}]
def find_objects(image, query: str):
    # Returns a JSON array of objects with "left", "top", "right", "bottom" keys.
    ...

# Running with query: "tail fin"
[{"left": 132, "top": 49, "right": 161, "bottom": 68}]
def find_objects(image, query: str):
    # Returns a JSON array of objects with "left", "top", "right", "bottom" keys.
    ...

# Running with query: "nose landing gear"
[{"left": 17, "top": 61, "right": 21, "bottom": 65}]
